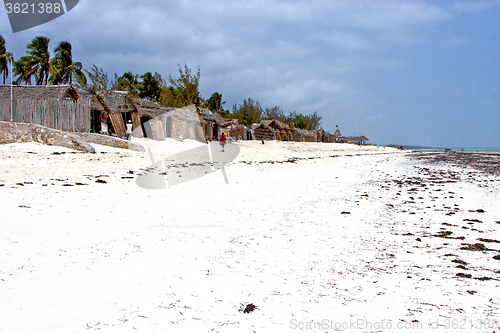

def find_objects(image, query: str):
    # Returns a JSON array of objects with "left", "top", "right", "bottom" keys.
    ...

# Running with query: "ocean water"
[{"left": 408, "top": 148, "right": 500, "bottom": 154}]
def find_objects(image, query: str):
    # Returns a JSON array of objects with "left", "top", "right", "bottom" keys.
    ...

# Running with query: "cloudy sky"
[{"left": 1, "top": 0, "right": 500, "bottom": 147}]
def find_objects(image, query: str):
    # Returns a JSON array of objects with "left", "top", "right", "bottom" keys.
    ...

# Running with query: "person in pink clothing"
[{"left": 220, "top": 132, "right": 226, "bottom": 152}]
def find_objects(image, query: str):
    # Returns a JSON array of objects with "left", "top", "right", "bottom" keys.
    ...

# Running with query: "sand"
[{"left": 0, "top": 139, "right": 499, "bottom": 332}]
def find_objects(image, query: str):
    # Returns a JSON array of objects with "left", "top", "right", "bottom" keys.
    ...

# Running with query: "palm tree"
[
  {"left": 13, "top": 56, "right": 34, "bottom": 85},
  {"left": 24, "top": 36, "right": 59, "bottom": 85},
  {"left": 116, "top": 72, "right": 140, "bottom": 96},
  {"left": 0, "top": 35, "right": 8, "bottom": 84},
  {"left": 50, "top": 41, "right": 86, "bottom": 85},
  {"left": 139, "top": 72, "right": 164, "bottom": 101}
]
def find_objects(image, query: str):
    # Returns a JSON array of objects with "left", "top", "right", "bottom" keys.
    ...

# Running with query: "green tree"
[
  {"left": 0, "top": 35, "right": 8, "bottom": 84},
  {"left": 25, "top": 36, "right": 58, "bottom": 85},
  {"left": 205, "top": 92, "right": 226, "bottom": 112},
  {"left": 161, "top": 63, "right": 203, "bottom": 107},
  {"left": 77, "top": 64, "right": 108, "bottom": 91},
  {"left": 50, "top": 41, "right": 86, "bottom": 85},
  {"left": 232, "top": 97, "right": 263, "bottom": 126},
  {"left": 262, "top": 106, "right": 287, "bottom": 122},
  {"left": 13, "top": 56, "right": 33, "bottom": 85},
  {"left": 115, "top": 71, "right": 140, "bottom": 96},
  {"left": 139, "top": 72, "right": 164, "bottom": 101},
  {"left": 287, "top": 111, "right": 322, "bottom": 130}
]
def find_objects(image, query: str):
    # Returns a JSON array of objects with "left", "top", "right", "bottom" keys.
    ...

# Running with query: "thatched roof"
[
  {"left": 342, "top": 136, "right": 369, "bottom": 142},
  {"left": 131, "top": 98, "right": 175, "bottom": 117},
  {"left": 96, "top": 90, "right": 135, "bottom": 113},
  {"left": 294, "top": 128, "right": 318, "bottom": 136},
  {"left": 333, "top": 129, "right": 342, "bottom": 137},
  {"left": 197, "top": 107, "right": 224, "bottom": 124},
  {"left": 0, "top": 84, "right": 79, "bottom": 101},
  {"left": 261, "top": 119, "right": 287, "bottom": 129}
]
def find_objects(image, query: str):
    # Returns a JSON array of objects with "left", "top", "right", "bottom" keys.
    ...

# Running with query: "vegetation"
[
  {"left": 160, "top": 63, "right": 203, "bottom": 107},
  {"left": 0, "top": 35, "right": 8, "bottom": 84},
  {"left": 2, "top": 34, "right": 324, "bottom": 131},
  {"left": 78, "top": 64, "right": 108, "bottom": 91},
  {"left": 231, "top": 97, "right": 263, "bottom": 126},
  {"left": 50, "top": 41, "right": 86, "bottom": 85}
]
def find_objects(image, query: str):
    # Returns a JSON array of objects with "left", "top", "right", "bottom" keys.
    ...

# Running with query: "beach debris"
[
  {"left": 240, "top": 303, "right": 257, "bottom": 313},
  {"left": 463, "top": 218, "right": 482, "bottom": 223},
  {"left": 451, "top": 259, "right": 467, "bottom": 265},
  {"left": 456, "top": 273, "right": 472, "bottom": 279},
  {"left": 460, "top": 243, "right": 493, "bottom": 251},
  {"left": 474, "top": 276, "right": 493, "bottom": 281},
  {"left": 466, "top": 290, "right": 477, "bottom": 295},
  {"left": 19, "top": 205, "right": 30, "bottom": 208},
  {"left": 492, "top": 255, "right": 500, "bottom": 260},
  {"left": 341, "top": 211, "right": 351, "bottom": 214},
  {"left": 95, "top": 179, "right": 107, "bottom": 184},
  {"left": 468, "top": 209, "right": 485, "bottom": 213},
  {"left": 432, "top": 231, "right": 465, "bottom": 240},
  {"left": 477, "top": 238, "right": 500, "bottom": 243}
]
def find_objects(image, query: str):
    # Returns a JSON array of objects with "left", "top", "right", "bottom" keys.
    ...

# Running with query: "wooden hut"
[
  {"left": 0, "top": 84, "right": 91, "bottom": 132},
  {"left": 230, "top": 124, "right": 252, "bottom": 140},
  {"left": 252, "top": 122, "right": 275, "bottom": 141},
  {"left": 196, "top": 107, "right": 224, "bottom": 141},
  {"left": 133, "top": 104, "right": 205, "bottom": 142},
  {"left": 333, "top": 128, "right": 342, "bottom": 142},
  {"left": 95, "top": 90, "right": 141, "bottom": 138},
  {"left": 341, "top": 135, "right": 369, "bottom": 145},
  {"left": 294, "top": 128, "right": 319, "bottom": 142},
  {"left": 131, "top": 98, "right": 175, "bottom": 139},
  {"left": 260, "top": 120, "right": 288, "bottom": 140}
]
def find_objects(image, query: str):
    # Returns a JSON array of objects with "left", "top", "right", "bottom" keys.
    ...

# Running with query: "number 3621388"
[{"left": 5, "top": 3, "right": 62, "bottom": 14}]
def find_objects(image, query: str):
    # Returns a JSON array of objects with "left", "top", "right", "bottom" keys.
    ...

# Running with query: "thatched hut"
[
  {"left": 196, "top": 107, "right": 224, "bottom": 141},
  {"left": 252, "top": 122, "right": 275, "bottom": 141},
  {"left": 132, "top": 103, "right": 205, "bottom": 142},
  {"left": 294, "top": 128, "right": 319, "bottom": 142},
  {"left": 341, "top": 135, "right": 369, "bottom": 145},
  {"left": 230, "top": 124, "right": 252, "bottom": 140},
  {"left": 0, "top": 85, "right": 91, "bottom": 132},
  {"left": 260, "top": 120, "right": 286, "bottom": 140},
  {"left": 94, "top": 90, "right": 141, "bottom": 138},
  {"left": 130, "top": 98, "right": 175, "bottom": 138},
  {"left": 333, "top": 128, "right": 342, "bottom": 142}
]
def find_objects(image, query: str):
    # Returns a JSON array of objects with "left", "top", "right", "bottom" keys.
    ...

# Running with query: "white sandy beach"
[{"left": 0, "top": 139, "right": 499, "bottom": 332}]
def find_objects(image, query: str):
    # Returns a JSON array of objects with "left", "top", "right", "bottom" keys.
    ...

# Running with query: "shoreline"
[{"left": 1, "top": 141, "right": 499, "bottom": 332}]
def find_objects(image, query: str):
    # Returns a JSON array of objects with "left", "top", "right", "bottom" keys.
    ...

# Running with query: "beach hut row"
[
  {"left": 0, "top": 85, "right": 223, "bottom": 142},
  {"left": 246, "top": 120, "right": 346, "bottom": 143},
  {"left": 0, "top": 85, "right": 367, "bottom": 144}
]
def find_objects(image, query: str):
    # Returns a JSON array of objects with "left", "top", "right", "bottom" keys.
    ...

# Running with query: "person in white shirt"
[{"left": 126, "top": 120, "right": 133, "bottom": 141}]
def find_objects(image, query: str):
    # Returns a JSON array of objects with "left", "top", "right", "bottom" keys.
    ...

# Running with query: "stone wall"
[{"left": 0, "top": 121, "right": 95, "bottom": 152}]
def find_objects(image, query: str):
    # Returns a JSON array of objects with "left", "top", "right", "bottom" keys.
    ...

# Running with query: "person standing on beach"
[
  {"left": 126, "top": 120, "right": 133, "bottom": 141},
  {"left": 100, "top": 114, "right": 108, "bottom": 135},
  {"left": 220, "top": 132, "right": 226, "bottom": 152}
]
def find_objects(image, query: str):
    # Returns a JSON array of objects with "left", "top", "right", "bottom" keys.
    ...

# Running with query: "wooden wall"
[{"left": 0, "top": 98, "right": 90, "bottom": 132}]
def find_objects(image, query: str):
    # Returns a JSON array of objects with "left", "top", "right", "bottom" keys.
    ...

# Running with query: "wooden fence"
[{"left": 0, "top": 98, "right": 91, "bottom": 132}]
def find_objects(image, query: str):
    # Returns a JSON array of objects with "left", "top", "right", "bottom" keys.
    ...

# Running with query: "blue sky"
[{"left": 1, "top": 0, "right": 499, "bottom": 147}]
